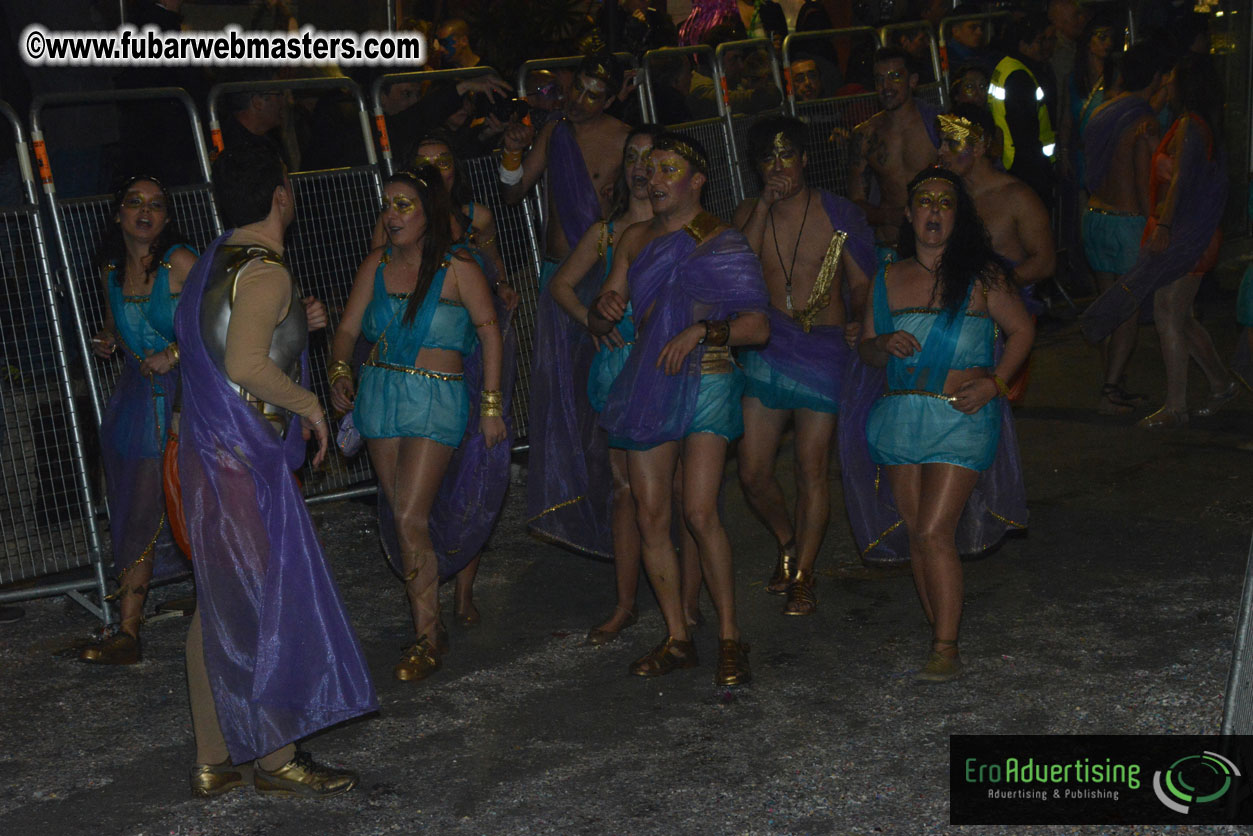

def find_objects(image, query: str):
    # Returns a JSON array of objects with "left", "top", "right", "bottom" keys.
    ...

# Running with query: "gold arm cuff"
[
  {"left": 166, "top": 343, "right": 180, "bottom": 366},
  {"left": 993, "top": 375, "right": 1011, "bottom": 398}
]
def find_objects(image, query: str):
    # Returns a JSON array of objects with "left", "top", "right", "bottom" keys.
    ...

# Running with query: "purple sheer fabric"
[
  {"left": 837, "top": 305, "right": 1029, "bottom": 567},
  {"left": 548, "top": 119, "right": 603, "bottom": 251},
  {"left": 176, "top": 233, "right": 377, "bottom": 763},
  {"left": 379, "top": 298, "right": 519, "bottom": 578},
  {"left": 1082, "top": 95, "right": 1155, "bottom": 194},
  {"left": 1080, "top": 118, "right": 1227, "bottom": 342},
  {"left": 600, "top": 226, "right": 768, "bottom": 446},
  {"left": 525, "top": 249, "right": 614, "bottom": 558},
  {"left": 100, "top": 359, "right": 184, "bottom": 580}
]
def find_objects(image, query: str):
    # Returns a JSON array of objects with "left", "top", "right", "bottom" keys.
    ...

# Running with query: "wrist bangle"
[
  {"left": 480, "top": 389, "right": 504, "bottom": 419},
  {"left": 327, "top": 360, "right": 353, "bottom": 386},
  {"left": 697, "top": 320, "right": 709, "bottom": 345},
  {"left": 498, "top": 163, "right": 523, "bottom": 185},
  {"left": 704, "top": 319, "right": 730, "bottom": 347},
  {"left": 501, "top": 148, "right": 523, "bottom": 171},
  {"left": 166, "top": 343, "right": 180, "bottom": 365},
  {"left": 993, "top": 375, "right": 1011, "bottom": 398}
]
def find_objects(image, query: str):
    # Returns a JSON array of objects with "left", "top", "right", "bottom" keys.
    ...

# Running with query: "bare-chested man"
[
  {"left": 732, "top": 116, "right": 874, "bottom": 616},
  {"left": 938, "top": 105, "right": 1055, "bottom": 287},
  {"left": 849, "top": 47, "right": 940, "bottom": 254},
  {"left": 589, "top": 133, "right": 770, "bottom": 686},
  {"left": 500, "top": 53, "right": 631, "bottom": 286},
  {"left": 1079, "top": 44, "right": 1161, "bottom": 414}
]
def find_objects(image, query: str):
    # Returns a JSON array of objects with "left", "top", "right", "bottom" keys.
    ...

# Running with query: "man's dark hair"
[
  {"left": 218, "top": 68, "right": 280, "bottom": 116},
  {"left": 1117, "top": 42, "right": 1162, "bottom": 93},
  {"left": 578, "top": 51, "right": 625, "bottom": 97},
  {"left": 997, "top": 14, "right": 1047, "bottom": 56},
  {"left": 212, "top": 144, "right": 286, "bottom": 228},
  {"left": 746, "top": 115, "right": 808, "bottom": 166},
  {"left": 873, "top": 46, "right": 917, "bottom": 77}
]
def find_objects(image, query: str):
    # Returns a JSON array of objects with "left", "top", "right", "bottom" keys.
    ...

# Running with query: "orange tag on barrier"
[
  {"left": 209, "top": 128, "right": 224, "bottom": 158},
  {"left": 32, "top": 139, "right": 51, "bottom": 184},
  {"left": 718, "top": 75, "right": 731, "bottom": 108},
  {"left": 374, "top": 114, "right": 391, "bottom": 156},
  {"left": 782, "top": 65, "right": 793, "bottom": 97}
]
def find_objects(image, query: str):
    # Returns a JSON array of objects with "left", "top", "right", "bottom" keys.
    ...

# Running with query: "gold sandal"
[
  {"left": 714, "top": 639, "right": 752, "bottom": 686},
  {"left": 766, "top": 539, "right": 798, "bottom": 595},
  {"left": 915, "top": 638, "right": 963, "bottom": 682},
  {"left": 629, "top": 636, "right": 698, "bottom": 677},
  {"left": 782, "top": 571, "right": 817, "bottom": 616},
  {"left": 394, "top": 635, "right": 441, "bottom": 682}
]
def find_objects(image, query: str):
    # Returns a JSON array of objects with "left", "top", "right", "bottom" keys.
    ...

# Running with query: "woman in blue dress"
[
  {"left": 82, "top": 175, "right": 198, "bottom": 664},
  {"left": 858, "top": 167, "right": 1034, "bottom": 682},
  {"left": 329, "top": 167, "right": 506, "bottom": 682}
]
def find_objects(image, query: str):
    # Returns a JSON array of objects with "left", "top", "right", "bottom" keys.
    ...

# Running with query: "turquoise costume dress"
[
  {"left": 354, "top": 247, "right": 477, "bottom": 447},
  {"left": 587, "top": 222, "right": 636, "bottom": 414},
  {"left": 101, "top": 244, "right": 196, "bottom": 580},
  {"left": 865, "top": 264, "right": 1000, "bottom": 472}
]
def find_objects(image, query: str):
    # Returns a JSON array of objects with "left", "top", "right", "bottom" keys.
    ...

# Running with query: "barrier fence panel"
[
  {"left": 1222, "top": 529, "right": 1253, "bottom": 735},
  {"left": 374, "top": 67, "right": 545, "bottom": 447},
  {"left": 880, "top": 22, "right": 947, "bottom": 112},
  {"left": 209, "top": 77, "right": 383, "bottom": 503},
  {"left": 716, "top": 38, "right": 788, "bottom": 207},
  {"left": 937, "top": 12, "right": 1010, "bottom": 91},
  {"left": 0, "top": 100, "right": 110, "bottom": 620}
]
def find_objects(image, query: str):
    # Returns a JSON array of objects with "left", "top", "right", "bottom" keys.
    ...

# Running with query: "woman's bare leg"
[{"left": 591, "top": 448, "right": 642, "bottom": 634}]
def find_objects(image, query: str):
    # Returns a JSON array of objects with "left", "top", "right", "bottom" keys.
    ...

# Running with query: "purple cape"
[
  {"left": 379, "top": 297, "right": 519, "bottom": 578},
  {"left": 176, "top": 233, "right": 377, "bottom": 763},
  {"left": 1082, "top": 95, "right": 1155, "bottom": 193},
  {"left": 600, "top": 225, "right": 768, "bottom": 446},
  {"left": 549, "top": 118, "right": 603, "bottom": 251},
  {"left": 837, "top": 305, "right": 1029, "bottom": 567},
  {"left": 525, "top": 243, "right": 615, "bottom": 558},
  {"left": 1080, "top": 117, "right": 1227, "bottom": 342},
  {"left": 750, "top": 191, "right": 876, "bottom": 398}
]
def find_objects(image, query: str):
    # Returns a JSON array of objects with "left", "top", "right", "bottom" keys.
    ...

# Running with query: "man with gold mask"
[{"left": 732, "top": 116, "right": 876, "bottom": 615}]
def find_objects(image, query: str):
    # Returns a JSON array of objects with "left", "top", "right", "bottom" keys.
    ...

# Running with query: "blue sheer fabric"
[
  {"left": 355, "top": 248, "right": 475, "bottom": 446},
  {"left": 101, "top": 245, "right": 195, "bottom": 580},
  {"left": 587, "top": 224, "right": 636, "bottom": 413},
  {"left": 865, "top": 264, "right": 1000, "bottom": 471}
]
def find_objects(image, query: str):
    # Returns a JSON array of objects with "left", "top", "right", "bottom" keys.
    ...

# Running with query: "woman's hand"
[
  {"left": 593, "top": 329, "right": 627, "bottom": 351},
  {"left": 591, "top": 290, "right": 626, "bottom": 325},
  {"left": 495, "top": 281, "right": 520, "bottom": 312},
  {"left": 91, "top": 329, "right": 117, "bottom": 359},
  {"left": 843, "top": 321, "right": 862, "bottom": 348},
  {"left": 330, "top": 376, "right": 356, "bottom": 414},
  {"left": 303, "top": 412, "right": 329, "bottom": 467},
  {"left": 480, "top": 415, "right": 507, "bottom": 448},
  {"left": 878, "top": 330, "right": 921, "bottom": 358},
  {"left": 951, "top": 376, "right": 999, "bottom": 414},
  {"left": 303, "top": 295, "right": 328, "bottom": 331},
  {"left": 657, "top": 323, "right": 704, "bottom": 375},
  {"left": 139, "top": 346, "right": 177, "bottom": 376},
  {"left": 1144, "top": 223, "right": 1170, "bottom": 254}
]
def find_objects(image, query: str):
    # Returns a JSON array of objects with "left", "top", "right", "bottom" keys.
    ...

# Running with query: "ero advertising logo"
[{"left": 1153, "top": 751, "right": 1240, "bottom": 814}]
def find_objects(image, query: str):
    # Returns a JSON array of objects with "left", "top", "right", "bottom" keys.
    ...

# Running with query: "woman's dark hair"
[
  {"left": 897, "top": 166, "right": 1011, "bottom": 314},
  {"left": 1072, "top": 10, "right": 1122, "bottom": 99},
  {"left": 96, "top": 175, "right": 190, "bottom": 282},
  {"left": 1173, "top": 52, "right": 1222, "bottom": 137},
  {"left": 608, "top": 123, "right": 663, "bottom": 221},
  {"left": 407, "top": 131, "right": 473, "bottom": 207},
  {"left": 384, "top": 166, "right": 456, "bottom": 326}
]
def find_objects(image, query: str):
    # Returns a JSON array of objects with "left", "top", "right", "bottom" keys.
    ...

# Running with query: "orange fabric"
[{"left": 163, "top": 432, "right": 192, "bottom": 558}]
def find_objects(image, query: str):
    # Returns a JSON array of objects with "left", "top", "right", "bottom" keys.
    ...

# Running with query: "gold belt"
[
  {"left": 365, "top": 359, "right": 463, "bottom": 381},
  {"left": 701, "top": 346, "right": 732, "bottom": 375},
  {"left": 229, "top": 385, "right": 291, "bottom": 437},
  {"left": 1086, "top": 206, "right": 1142, "bottom": 218},
  {"left": 883, "top": 388, "right": 956, "bottom": 402}
]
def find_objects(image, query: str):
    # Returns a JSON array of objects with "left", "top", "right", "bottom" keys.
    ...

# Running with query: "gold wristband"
[
  {"left": 165, "top": 343, "right": 180, "bottom": 365},
  {"left": 993, "top": 375, "right": 1011, "bottom": 398},
  {"left": 502, "top": 149, "right": 523, "bottom": 171},
  {"left": 475, "top": 318, "right": 498, "bottom": 329},
  {"left": 480, "top": 389, "right": 504, "bottom": 404},
  {"left": 480, "top": 404, "right": 504, "bottom": 418},
  {"left": 703, "top": 319, "right": 730, "bottom": 347},
  {"left": 327, "top": 360, "right": 353, "bottom": 386}
]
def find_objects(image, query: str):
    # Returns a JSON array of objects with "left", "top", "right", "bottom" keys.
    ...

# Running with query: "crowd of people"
[{"left": 0, "top": 0, "right": 1242, "bottom": 803}]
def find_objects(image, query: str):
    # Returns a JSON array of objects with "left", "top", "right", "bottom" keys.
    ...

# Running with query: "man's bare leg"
[
  {"left": 784, "top": 408, "right": 838, "bottom": 615},
  {"left": 738, "top": 396, "right": 797, "bottom": 593},
  {"left": 672, "top": 458, "right": 704, "bottom": 626},
  {"left": 626, "top": 442, "right": 689, "bottom": 642},
  {"left": 1095, "top": 269, "right": 1141, "bottom": 413}
]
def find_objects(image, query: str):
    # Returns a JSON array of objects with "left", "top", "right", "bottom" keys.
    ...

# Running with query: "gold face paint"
[
  {"left": 624, "top": 144, "right": 652, "bottom": 167},
  {"left": 910, "top": 188, "right": 956, "bottom": 212},
  {"left": 572, "top": 75, "right": 608, "bottom": 105},
  {"left": 415, "top": 152, "right": 454, "bottom": 172},
  {"left": 938, "top": 113, "right": 983, "bottom": 146},
  {"left": 760, "top": 131, "right": 800, "bottom": 168},
  {"left": 381, "top": 195, "right": 417, "bottom": 215},
  {"left": 121, "top": 191, "right": 167, "bottom": 212},
  {"left": 649, "top": 152, "right": 688, "bottom": 182}
]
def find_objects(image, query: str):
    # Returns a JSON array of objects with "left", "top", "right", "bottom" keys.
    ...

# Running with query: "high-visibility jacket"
[{"left": 988, "top": 55, "right": 1056, "bottom": 171}]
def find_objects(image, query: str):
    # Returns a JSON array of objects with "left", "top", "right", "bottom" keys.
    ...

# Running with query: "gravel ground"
[{"left": 2, "top": 265, "right": 1252, "bottom": 835}]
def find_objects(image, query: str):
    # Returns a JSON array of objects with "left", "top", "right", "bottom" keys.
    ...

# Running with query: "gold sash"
[{"left": 793, "top": 230, "right": 847, "bottom": 333}]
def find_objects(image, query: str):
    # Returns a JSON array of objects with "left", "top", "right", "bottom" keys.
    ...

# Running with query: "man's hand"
[
  {"left": 657, "top": 323, "right": 704, "bottom": 375},
  {"left": 303, "top": 413, "right": 329, "bottom": 468},
  {"left": 457, "top": 75, "right": 512, "bottom": 100},
  {"left": 592, "top": 329, "right": 627, "bottom": 350},
  {"left": 591, "top": 290, "right": 627, "bottom": 325},
  {"left": 759, "top": 173, "right": 794, "bottom": 206},
  {"left": 843, "top": 321, "right": 861, "bottom": 348},
  {"left": 503, "top": 121, "right": 535, "bottom": 153},
  {"left": 303, "top": 295, "right": 328, "bottom": 331}
]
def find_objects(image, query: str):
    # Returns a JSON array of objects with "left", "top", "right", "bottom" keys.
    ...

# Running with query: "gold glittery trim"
[
  {"left": 526, "top": 495, "right": 586, "bottom": 523},
  {"left": 701, "top": 345, "right": 732, "bottom": 375},
  {"left": 795, "top": 230, "right": 847, "bottom": 333},
  {"left": 364, "top": 360, "right": 464, "bottom": 381},
  {"left": 122, "top": 294, "right": 151, "bottom": 303},
  {"left": 986, "top": 509, "right": 1027, "bottom": 529},
  {"left": 884, "top": 389, "right": 958, "bottom": 402},
  {"left": 860, "top": 519, "right": 904, "bottom": 557},
  {"left": 683, "top": 211, "right": 720, "bottom": 244},
  {"left": 891, "top": 307, "right": 988, "bottom": 318},
  {"left": 938, "top": 113, "right": 984, "bottom": 143},
  {"left": 108, "top": 512, "right": 165, "bottom": 600}
]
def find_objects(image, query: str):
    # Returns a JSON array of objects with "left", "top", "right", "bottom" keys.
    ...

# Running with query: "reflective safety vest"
[{"left": 987, "top": 55, "right": 1056, "bottom": 171}]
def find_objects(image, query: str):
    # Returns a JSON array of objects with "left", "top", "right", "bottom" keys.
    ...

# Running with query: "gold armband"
[
  {"left": 701, "top": 319, "right": 730, "bottom": 347},
  {"left": 475, "top": 318, "right": 498, "bottom": 329},
  {"left": 480, "top": 389, "right": 504, "bottom": 418},
  {"left": 165, "top": 343, "right": 180, "bottom": 366},
  {"left": 327, "top": 360, "right": 353, "bottom": 386},
  {"left": 501, "top": 149, "right": 523, "bottom": 171},
  {"left": 993, "top": 375, "right": 1011, "bottom": 399}
]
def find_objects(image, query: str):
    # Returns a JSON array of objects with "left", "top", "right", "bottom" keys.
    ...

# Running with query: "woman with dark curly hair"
[
  {"left": 857, "top": 166, "right": 1033, "bottom": 682},
  {"left": 81, "top": 175, "right": 198, "bottom": 664}
]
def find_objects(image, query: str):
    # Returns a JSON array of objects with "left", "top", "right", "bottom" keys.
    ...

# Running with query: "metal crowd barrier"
[
  {"left": 208, "top": 77, "right": 383, "bottom": 503},
  {"left": 1223, "top": 528, "right": 1253, "bottom": 734},
  {"left": 937, "top": 12, "right": 1010, "bottom": 89},
  {"left": 880, "top": 22, "right": 947, "bottom": 112},
  {"left": 0, "top": 100, "right": 110, "bottom": 621},
  {"left": 373, "top": 66, "right": 545, "bottom": 447},
  {"left": 781, "top": 28, "right": 882, "bottom": 198},
  {"left": 716, "top": 38, "right": 789, "bottom": 207}
]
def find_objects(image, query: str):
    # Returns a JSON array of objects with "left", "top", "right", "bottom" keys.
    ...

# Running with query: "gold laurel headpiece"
[
  {"left": 656, "top": 136, "right": 709, "bottom": 176},
  {"left": 938, "top": 113, "right": 984, "bottom": 143}
]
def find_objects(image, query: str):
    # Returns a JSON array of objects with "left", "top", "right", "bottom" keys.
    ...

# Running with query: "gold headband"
[
  {"left": 772, "top": 131, "right": 792, "bottom": 154},
  {"left": 658, "top": 138, "right": 708, "bottom": 175},
  {"left": 938, "top": 113, "right": 984, "bottom": 143}
]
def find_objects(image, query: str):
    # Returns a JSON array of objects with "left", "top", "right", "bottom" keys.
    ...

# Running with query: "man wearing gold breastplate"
[{"left": 732, "top": 116, "right": 877, "bottom": 616}]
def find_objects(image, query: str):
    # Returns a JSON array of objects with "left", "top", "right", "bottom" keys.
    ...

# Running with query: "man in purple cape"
[
  {"left": 590, "top": 132, "right": 770, "bottom": 687},
  {"left": 1075, "top": 44, "right": 1162, "bottom": 414},
  {"left": 510, "top": 54, "right": 630, "bottom": 556},
  {"left": 176, "top": 145, "right": 376, "bottom": 799},
  {"left": 732, "top": 116, "right": 875, "bottom": 615}
]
